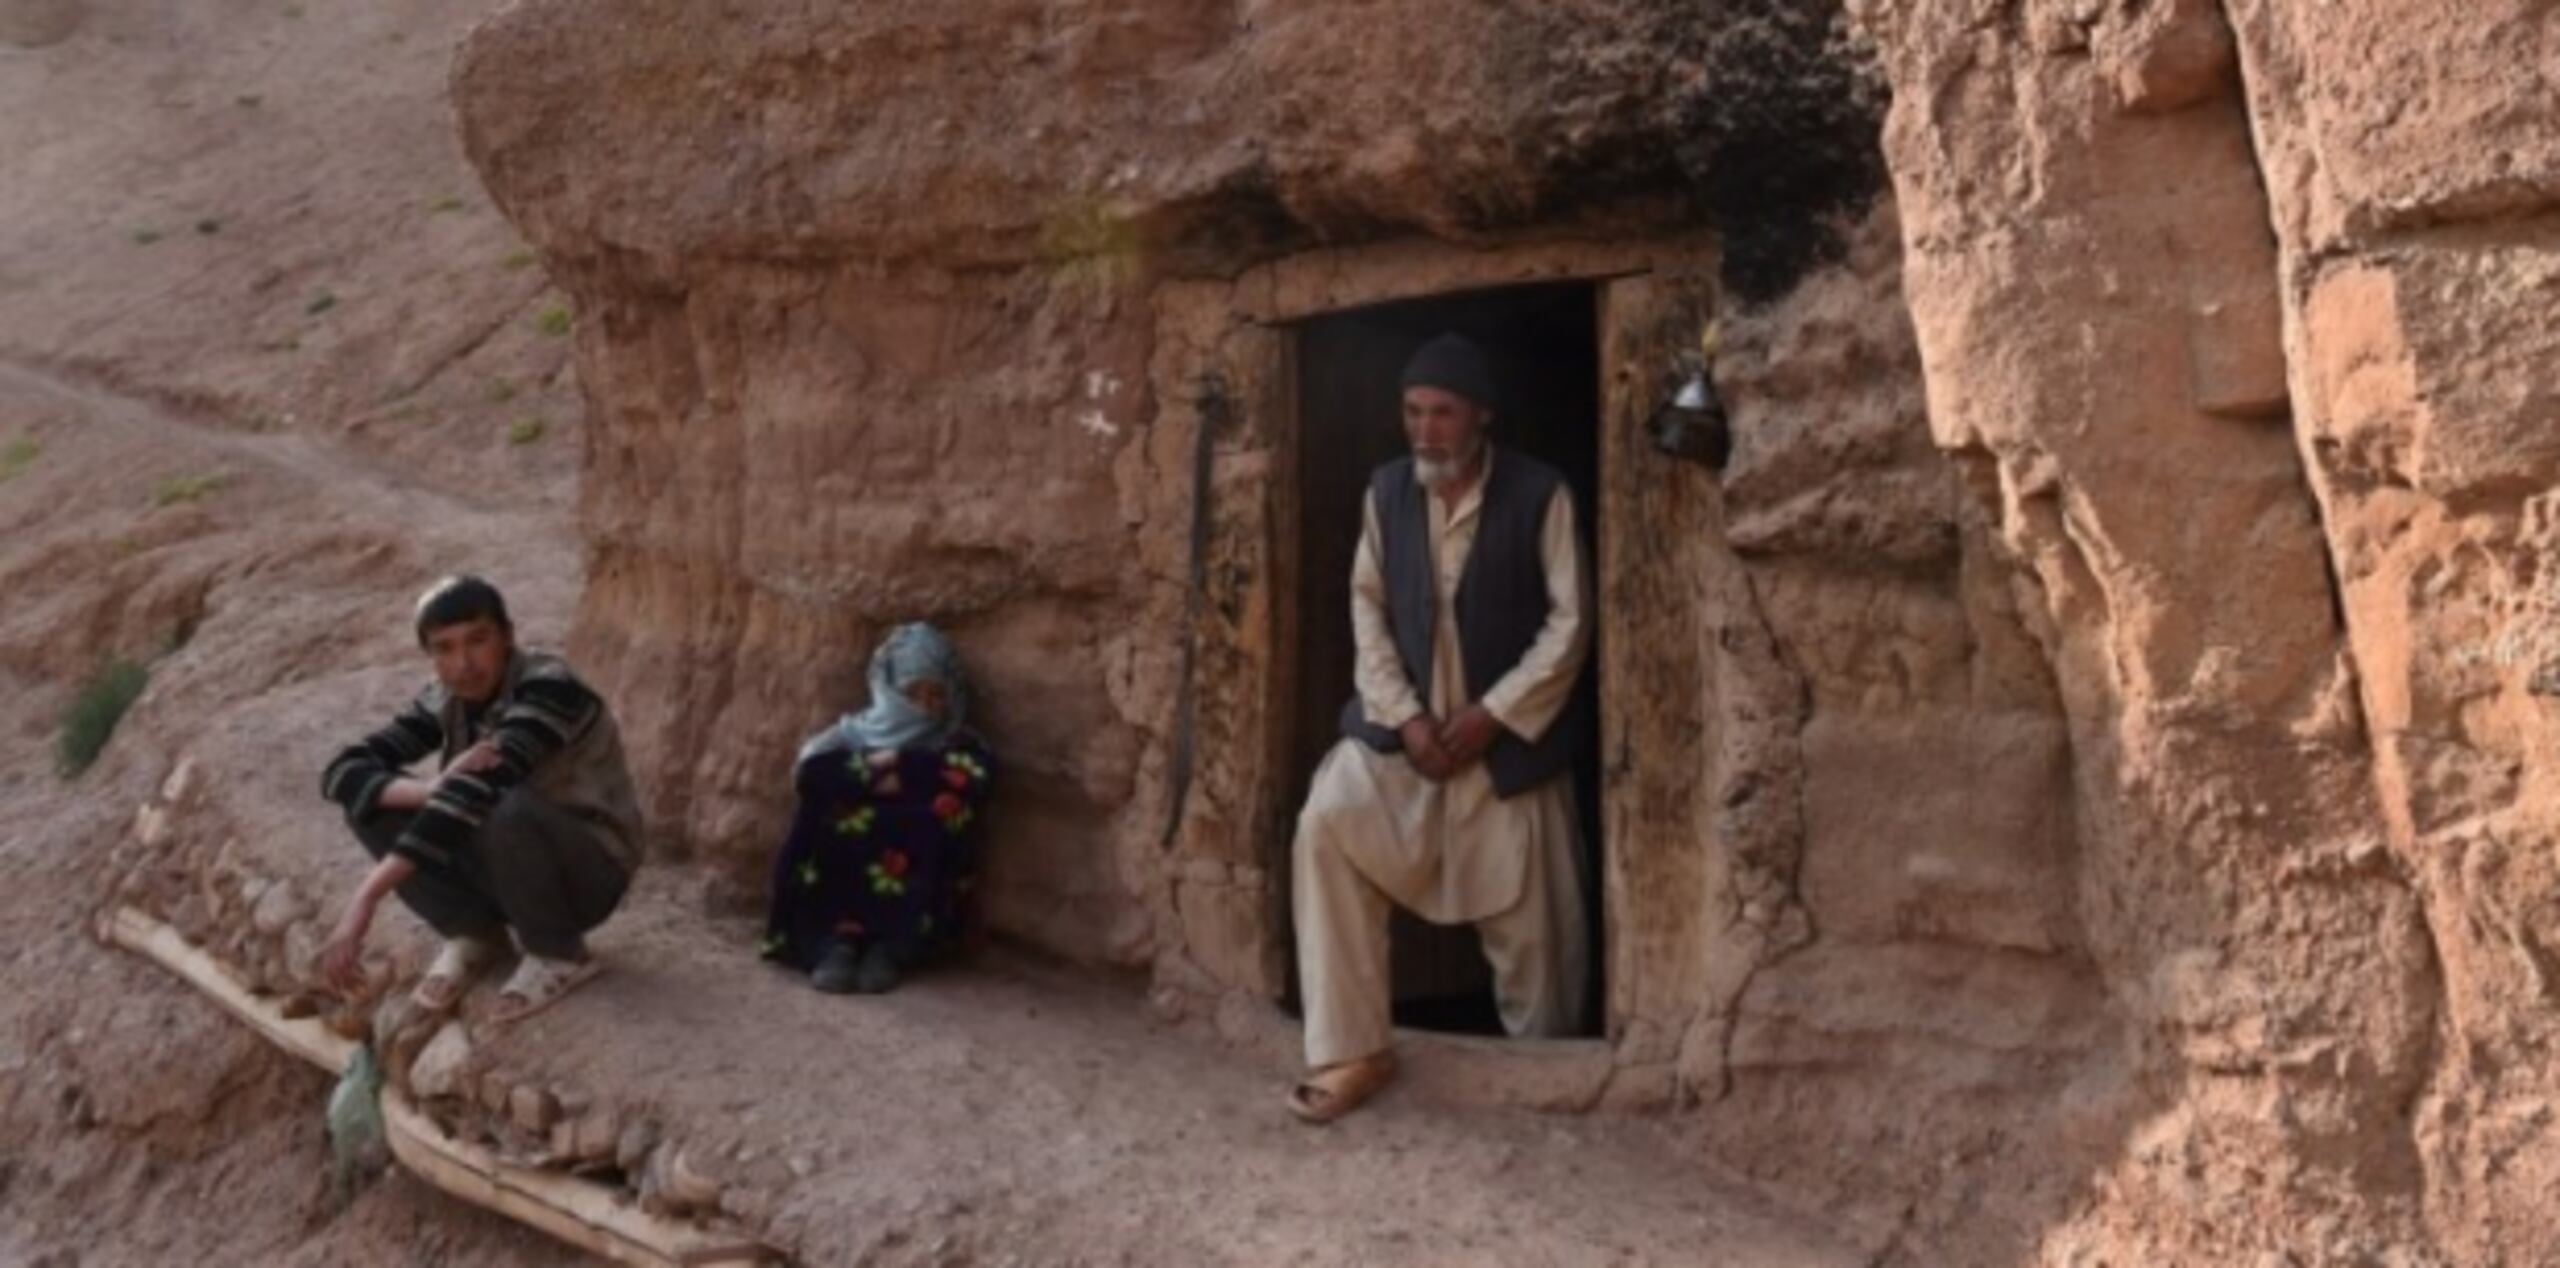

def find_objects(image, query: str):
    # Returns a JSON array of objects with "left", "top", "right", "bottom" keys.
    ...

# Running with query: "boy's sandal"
[
  {"left": 410, "top": 935, "right": 502, "bottom": 1011},
  {"left": 487, "top": 954, "right": 603, "bottom": 1025},
  {"left": 1286, "top": 1052, "right": 1398, "bottom": 1125}
]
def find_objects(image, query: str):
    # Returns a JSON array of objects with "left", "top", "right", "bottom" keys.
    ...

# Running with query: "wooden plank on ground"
[
  {"left": 105, "top": 905, "right": 775, "bottom": 1267},
  {"left": 380, "top": 1091, "right": 771, "bottom": 1268},
  {"left": 102, "top": 904, "right": 355, "bottom": 1073}
]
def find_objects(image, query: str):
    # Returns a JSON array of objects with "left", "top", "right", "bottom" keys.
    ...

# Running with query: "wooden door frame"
[{"left": 1155, "top": 232, "right": 1718, "bottom": 1052}]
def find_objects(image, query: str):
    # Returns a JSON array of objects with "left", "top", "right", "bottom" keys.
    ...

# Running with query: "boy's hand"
[
  {"left": 447, "top": 738, "right": 503, "bottom": 775},
  {"left": 320, "top": 896, "right": 375, "bottom": 996}
]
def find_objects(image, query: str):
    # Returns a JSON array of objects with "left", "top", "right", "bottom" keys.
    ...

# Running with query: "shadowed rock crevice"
[
  {"left": 1658, "top": 9, "right": 1889, "bottom": 305},
  {"left": 1494, "top": 3, "right": 1891, "bottom": 306}
]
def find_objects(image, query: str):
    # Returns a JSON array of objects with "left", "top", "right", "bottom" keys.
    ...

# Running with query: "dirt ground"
[{"left": 0, "top": 4, "right": 1872, "bottom": 1265}]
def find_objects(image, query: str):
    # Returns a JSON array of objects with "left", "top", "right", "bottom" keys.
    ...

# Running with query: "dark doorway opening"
[{"left": 1280, "top": 280, "right": 1604, "bottom": 1039}]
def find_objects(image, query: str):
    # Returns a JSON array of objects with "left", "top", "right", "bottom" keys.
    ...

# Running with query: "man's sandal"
[
  {"left": 1286, "top": 1052, "right": 1398, "bottom": 1125},
  {"left": 410, "top": 935, "right": 502, "bottom": 1011},
  {"left": 487, "top": 953, "right": 603, "bottom": 1025}
]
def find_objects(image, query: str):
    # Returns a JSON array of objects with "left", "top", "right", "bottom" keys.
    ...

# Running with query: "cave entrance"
[{"left": 1279, "top": 280, "right": 1605, "bottom": 1039}]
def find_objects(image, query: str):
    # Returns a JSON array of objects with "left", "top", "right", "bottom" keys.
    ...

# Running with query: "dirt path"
[{"left": 0, "top": 355, "right": 523, "bottom": 524}]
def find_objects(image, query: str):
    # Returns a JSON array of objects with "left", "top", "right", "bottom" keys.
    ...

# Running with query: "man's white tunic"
[{"left": 1293, "top": 451, "right": 1591, "bottom": 1066}]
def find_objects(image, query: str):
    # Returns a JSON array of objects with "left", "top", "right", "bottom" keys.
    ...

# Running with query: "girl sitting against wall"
[{"left": 761, "top": 622, "right": 994, "bottom": 994}]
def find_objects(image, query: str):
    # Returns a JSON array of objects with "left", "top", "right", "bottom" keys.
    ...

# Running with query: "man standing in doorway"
[
  {"left": 318, "top": 575, "right": 644, "bottom": 1022},
  {"left": 1287, "top": 333, "right": 1593, "bottom": 1123}
]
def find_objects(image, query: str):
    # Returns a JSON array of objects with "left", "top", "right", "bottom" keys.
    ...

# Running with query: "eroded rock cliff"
[
  {"left": 445, "top": 0, "right": 2560, "bottom": 1261},
  {"left": 1853, "top": 0, "right": 2560, "bottom": 1260},
  {"left": 450, "top": 0, "right": 1888, "bottom": 957}
]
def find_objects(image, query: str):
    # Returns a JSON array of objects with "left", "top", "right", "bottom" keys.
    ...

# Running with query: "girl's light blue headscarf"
[{"left": 799, "top": 622, "right": 969, "bottom": 760}]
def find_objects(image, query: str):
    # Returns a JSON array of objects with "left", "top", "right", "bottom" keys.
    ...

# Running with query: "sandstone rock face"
[
  {"left": 1854, "top": 0, "right": 2560, "bottom": 1260},
  {"left": 450, "top": 0, "right": 1886, "bottom": 958},
  {"left": 2221, "top": 3, "right": 2560, "bottom": 1261},
  {"left": 454, "top": 0, "right": 2560, "bottom": 1260}
]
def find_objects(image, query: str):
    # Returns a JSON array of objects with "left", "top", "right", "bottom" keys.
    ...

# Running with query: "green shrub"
[
  {"left": 485, "top": 379, "right": 517, "bottom": 404},
  {"left": 500, "top": 249, "right": 538, "bottom": 271},
  {"left": 151, "top": 471, "right": 227, "bottom": 507},
  {"left": 506, "top": 417, "right": 546, "bottom": 446},
  {"left": 305, "top": 291, "right": 337, "bottom": 316},
  {"left": 427, "top": 195, "right": 465, "bottom": 214},
  {"left": 534, "top": 304, "right": 572, "bottom": 336},
  {"left": 0, "top": 436, "right": 36, "bottom": 481},
  {"left": 130, "top": 227, "right": 162, "bottom": 245},
  {"left": 57, "top": 659, "right": 148, "bottom": 776},
  {"left": 1037, "top": 198, "right": 1142, "bottom": 296}
]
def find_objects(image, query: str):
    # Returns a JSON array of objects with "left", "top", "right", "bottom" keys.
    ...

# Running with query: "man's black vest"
[{"left": 1339, "top": 452, "right": 1591, "bottom": 799}]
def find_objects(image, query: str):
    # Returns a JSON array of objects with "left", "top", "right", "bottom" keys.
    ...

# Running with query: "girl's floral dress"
[{"left": 760, "top": 734, "right": 994, "bottom": 969}]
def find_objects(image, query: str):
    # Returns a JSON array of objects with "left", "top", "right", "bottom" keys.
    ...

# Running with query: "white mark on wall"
[{"left": 1073, "top": 369, "right": 1126, "bottom": 439}]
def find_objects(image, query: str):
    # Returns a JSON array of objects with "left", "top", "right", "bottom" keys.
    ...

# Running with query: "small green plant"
[
  {"left": 234, "top": 93, "right": 263, "bottom": 108},
  {"left": 0, "top": 436, "right": 37, "bottom": 481},
  {"left": 151, "top": 470, "right": 228, "bottom": 507},
  {"left": 305, "top": 291, "right": 337, "bottom": 316},
  {"left": 259, "top": 336, "right": 301, "bottom": 353},
  {"left": 485, "top": 378, "right": 518, "bottom": 404},
  {"left": 500, "top": 248, "right": 537, "bottom": 271},
  {"left": 427, "top": 195, "right": 465, "bottom": 214},
  {"left": 534, "top": 304, "right": 572, "bottom": 336},
  {"left": 506, "top": 417, "right": 546, "bottom": 445},
  {"left": 195, "top": 218, "right": 222, "bottom": 235},
  {"left": 56, "top": 659, "right": 149, "bottom": 777},
  {"left": 1037, "top": 196, "right": 1143, "bottom": 297},
  {"left": 130, "top": 227, "right": 163, "bottom": 245}
]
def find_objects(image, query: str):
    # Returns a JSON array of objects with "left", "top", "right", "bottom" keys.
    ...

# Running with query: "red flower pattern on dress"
[{"left": 773, "top": 740, "right": 990, "bottom": 963}]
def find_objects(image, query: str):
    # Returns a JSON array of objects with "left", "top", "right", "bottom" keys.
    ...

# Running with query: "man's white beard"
[{"left": 1414, "top": 440, "right": 1484, "bottom": 491}]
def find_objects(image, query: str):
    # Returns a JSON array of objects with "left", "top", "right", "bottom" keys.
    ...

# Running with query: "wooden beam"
[
  {"left": 102, "top": 904, "right": 355, "bottom": 1073},
  {"left": 380, "top": 1092, "right": 770, "bottom": 1267},
  {"left": 105, "top": 906, "right": 774, "bottom": 1267}
]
